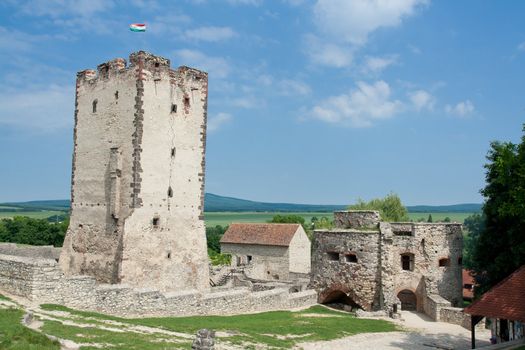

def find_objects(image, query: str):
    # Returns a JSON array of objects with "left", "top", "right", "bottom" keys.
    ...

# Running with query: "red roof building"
[
  {"left": 464, "top": 265, "right": 525, "bottom": 348},
  {"left": 463, "top": 269, "right": 475, "bottom": 300},
  {"left": 220, "top": 223, "right": 311, "bottom": 281}
]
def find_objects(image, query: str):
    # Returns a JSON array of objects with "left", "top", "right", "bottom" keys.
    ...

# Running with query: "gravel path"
[{"left": 298, "top": 311, "right": 492, "bottom": 350}]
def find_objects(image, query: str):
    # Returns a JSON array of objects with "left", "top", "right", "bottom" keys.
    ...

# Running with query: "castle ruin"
[
  {"left": 310, "top": 211, "right": 464, "bottom": 320},
  {"left": 59, "top": 51, "right": 210, "bottom": 292}
]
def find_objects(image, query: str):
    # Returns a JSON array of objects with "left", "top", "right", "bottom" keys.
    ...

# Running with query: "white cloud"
[
  {"left": 362, "top": 55, "right": 397, "bottom": 74},
  {"left": 208, "top": 112, "right": 232, "bottom": 132},
  {"left": 173, "top": 49, "right": 230, "bottom": 78},
  {"left": 184, "top": 26, "right": 237, "bottom": 42},
  {"left": 409, "top": 90, "right": 434, "bottom": 111},
  {"left": 445, "top": 100, "right": 475, "bottom": 117},
  {"left": 313, "top": 0, "right": 428, "bottom": 45},
  {"left": 0, "top": 84, "right": 73, "bottom": 131},
  {"left": 518, "top": 41, "right": 525, "bottom": 51},
  {"left": 310, "top": 80, "right": 402, "bottom": 127},
  {"left": 305, "top": 34, "right": 354, "bottom": 68},
  {"left": 279, "top": 79, "right": 311, "bottom": 96}
]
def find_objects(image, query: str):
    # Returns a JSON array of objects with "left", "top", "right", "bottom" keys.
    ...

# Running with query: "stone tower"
[{"left": 59, "top": 51, "right": 210, "bottom": 292}]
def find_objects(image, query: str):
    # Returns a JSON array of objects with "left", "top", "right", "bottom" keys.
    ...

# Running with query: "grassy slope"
[
  {"left": 40, "top": 304, "right": 398, "bottom": 349},
  {"left": 0, "top": 308, "right": 60, "bottom": 350}
]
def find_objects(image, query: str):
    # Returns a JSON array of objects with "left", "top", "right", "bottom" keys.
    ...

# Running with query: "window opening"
[
  {"left": 401, "top": 253, "right": 414, "bottom": 271},
  {"left": 171, "top": 148, "right": 176, "bottom": 157},
  {"left": 327, "top": 252, "right": 339, "bottom": 261},
  {"left": 458, "top": 257, "right": 463, "bottom": 265},
  {"left": 247, "top": 255, "right": 252, "bottom": 263},
  {"left": 92, "top": 99, "right": 98, "bottom": 113},
  {"left": 171, "top": 104, "right": 177, "bottom": 113},
  {"left": 168, "top": 187, "right": 173, "bottom": 197},
  {"left": 152, "top": 217, "right": 160, "bottom": 228},
  {"left": 345, "top": 254, "right": 358, "bottom": 263},
  {"left": 114, "top": 91, "right": 118, "bottom": 100},
  {"left": 439, "top": 258, "right": 450, "bottom": 267}
]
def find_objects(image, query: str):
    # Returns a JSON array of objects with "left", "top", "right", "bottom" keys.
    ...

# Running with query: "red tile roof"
[
  {"left": 463, "top": 269, "right": 475, "bottom": 299},
  {"left": 464, "top": 265, "right": 525, "bottom": 322},
  {"left": 220, "top": 223, "right": 301, "bottom": 247}
]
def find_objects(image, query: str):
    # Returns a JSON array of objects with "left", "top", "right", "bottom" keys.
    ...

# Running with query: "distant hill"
[
  {"left": 1, "top": 195, "right": 482, "bottom": 213},
  {"left": 204, "top": 193, "right": 345, "bottom": 212}
]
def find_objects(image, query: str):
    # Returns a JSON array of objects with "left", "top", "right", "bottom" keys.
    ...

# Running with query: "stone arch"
[
  {"left": 318, "top": 285, "right": 365, "bottom": 311},
  {"left": 396, "top": 288, "right": 419, "bottom": 311}
]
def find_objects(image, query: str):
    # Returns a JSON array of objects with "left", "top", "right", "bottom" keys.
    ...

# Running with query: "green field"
[
  {"left": 0, "top": 211, "right": 66, "bottom": 220},
  {"left": 204, "top": 212, "right": 335, "bottom": 226},
  {"left": 205, "top": 211, "right": 475, "bottom": 227},
  {"left": 0, "top": 210, "right": 475, "bottom": 225},
  {"left": 407, "top": 212, "right": 474, "bottom": 223}
]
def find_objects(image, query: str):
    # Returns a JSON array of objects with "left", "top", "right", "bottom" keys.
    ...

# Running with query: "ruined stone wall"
[
  {"left": 288, "top": 226, "right": 311, "bottom": 274},
  {"left": 310, "top": 229, "right": 381, "bottom": 311},
  {"left": 310, "top": 211, "right": 463, "bottom": 317},
  {"left": 0, "top": 254, "right": 316, "bottom": 317},
  {"left": 60, "top": 51, "right": 209, "bottom": 292},
  {"left": 334, "top": 211, "right": 380, "bottom": 229},
  {"left": 221, "top": 243, "right": 289, "bottom": 280},
  {"left": 0, "top": 243, "right": 60, "bottom": 260},
  {"left": 390, "top": 223, "right": 463, "bottom": 307}
]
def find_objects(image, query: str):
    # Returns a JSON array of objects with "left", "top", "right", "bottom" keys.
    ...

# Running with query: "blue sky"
[{"left": 0, "top": 0, "right": 524, "bottom": 205}]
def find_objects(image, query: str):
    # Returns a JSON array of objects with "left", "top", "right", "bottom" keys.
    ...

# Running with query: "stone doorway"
[{"left": 397, "top": 289, "right": 417, "bottom": 310}]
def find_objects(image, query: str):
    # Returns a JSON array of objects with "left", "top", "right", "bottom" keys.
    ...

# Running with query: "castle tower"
[{"left": 59, "top": 51, "right": 210, "bottom": 292}]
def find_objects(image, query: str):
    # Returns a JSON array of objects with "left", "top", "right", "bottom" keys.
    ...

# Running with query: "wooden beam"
[{"left": 471, "top": 315, "right": 484, "bottom": 349}]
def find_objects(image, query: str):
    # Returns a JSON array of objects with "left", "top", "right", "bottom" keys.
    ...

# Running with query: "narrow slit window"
[
  {"left": 92, "top": 99, "right": 98, "bottom": 113},
  {"left": 171, "top": 104, "right": 177, "bottom": 113},
  {"left": 167, "top": 187, "right": 173, "bottom": 197},
  {"left": 458, "top": 257, "right": 463, "bottom": 265},
  {"left": 184, "top": 97, "right": 190, "bottom": 108},
  {"left": 171, "top": 148, "right": 176, "bottom": 157},
  {"left": 167, "top": 252, "right": 171, "bottom": 259},
  {"left": 114, "top": 91, "right": 119, "bottom": 100},
  {"left": 152, "top": 217, "right": 160, "bottom": 228}
]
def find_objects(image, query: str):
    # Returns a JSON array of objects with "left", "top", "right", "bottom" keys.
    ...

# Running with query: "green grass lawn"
[
  {"left": 40, "top": 304, "right": 398, "bottom": 349},
  {"left": 0, "top": 308, "right": 60, "bottom": 350}
]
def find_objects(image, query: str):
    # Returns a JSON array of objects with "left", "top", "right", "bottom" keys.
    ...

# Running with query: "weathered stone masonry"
[
  {"left": 0, "top": 253, "right": 316, "bottom": 317},
  {"left": 59, "top": 51, "right": 210, "bottom": 293},
  {"left": 310, "top": 211, "right": 463, "bottom": 320}
]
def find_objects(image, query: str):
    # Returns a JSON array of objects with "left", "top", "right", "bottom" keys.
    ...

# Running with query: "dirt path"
[{"left": 298, "top": 311, "right": 492, "bottom": 350}]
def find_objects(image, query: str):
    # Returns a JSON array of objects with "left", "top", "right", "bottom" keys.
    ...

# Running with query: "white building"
[{"left": 220, "top": 223, "right": 311, "bottom": 281}]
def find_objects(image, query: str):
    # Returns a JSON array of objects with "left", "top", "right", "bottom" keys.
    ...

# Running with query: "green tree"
[
  {"left": 348, "top": 193, "right": 409, "bottom": 222},
  {"left": 269, "top": 214, "right": 305, "bottom": 225},
  {"left": 427, "top": 214, "right": 433, "bottom": 223},
  {"left": 471, "top": 126, "right": 525, "bottom": 295},
  {"left": 462, "top": 213, "right": 485, "bottom": 269},
  {"left": 443, "top": 217, "right": 451, "bottom": 222},
  {"left": 206, "top": 225, "right": 227, "bottom": 253}
]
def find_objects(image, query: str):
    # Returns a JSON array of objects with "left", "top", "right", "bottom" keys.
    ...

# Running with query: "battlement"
[{"left": 76, "top": 51, "right": 207, "bottom": 83}]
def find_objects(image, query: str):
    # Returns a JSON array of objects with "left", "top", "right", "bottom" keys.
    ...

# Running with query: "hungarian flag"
[{"left": 130, "top": 23, "right": 146, "bottom": 32}]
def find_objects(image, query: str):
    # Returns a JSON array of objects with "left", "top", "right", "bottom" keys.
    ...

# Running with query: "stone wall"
[
  {"left": 0, "top": 253, "right": 316, "bottom": 317},
  {"left": 0, "top": 243, "right": 60, "bottom": 260},
  {"left": 310, "top": 229, "right": 381, "bottom": 311},
  {"left": 440, "top": 306, "right": 471, "bottom": 329},
  {"left": 334, "top": 211, "right": 380, "bottom": 229},
  {"left": 221, "top": 243, "right": 289, "bottom": 280},
  {"left": 288, "top": 226, "right": 311, "bottom": 274}
]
